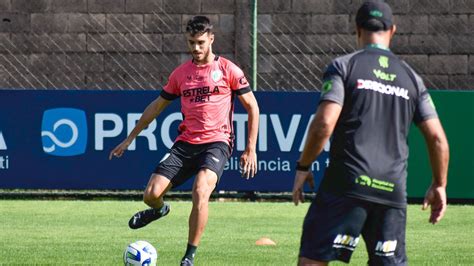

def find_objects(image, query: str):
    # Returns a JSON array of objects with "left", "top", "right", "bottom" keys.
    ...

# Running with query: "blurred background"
[{"left": 0, "top": 0, "right": 472, "bottom": 92}]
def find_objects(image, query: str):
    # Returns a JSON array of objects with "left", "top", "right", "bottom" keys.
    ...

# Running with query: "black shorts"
[
  {"left": 154, "top": 141, "right": 231, "bottom": 188},
  {"left": 300, "top": 191, "right": 407, "bottom": 265}
]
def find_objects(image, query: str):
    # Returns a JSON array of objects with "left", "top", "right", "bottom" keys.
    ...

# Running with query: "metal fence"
[{"left": 0, "top": 0, "right": 472, "bottom": 91}]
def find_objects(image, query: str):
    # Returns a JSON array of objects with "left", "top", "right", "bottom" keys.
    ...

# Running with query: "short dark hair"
[{"left": 186, "top": 16, "right": 213, "bottom": 36}]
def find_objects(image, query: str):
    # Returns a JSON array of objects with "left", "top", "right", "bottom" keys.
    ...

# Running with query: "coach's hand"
[
  {"left": 293, "top": 170, "right": 315, "bottom": 206},
  {"left": 422, "top": 184, "right": 447, "bottom": 224},
  {"left": 109, "top": 140, "right": 131, "bottom": 160},
  {"left": 240, "top": 148, "right": 257, "bottom": 179}
]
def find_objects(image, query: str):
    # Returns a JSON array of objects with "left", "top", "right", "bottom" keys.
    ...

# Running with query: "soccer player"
[
  {"left": 109, "top": 16, "right": 259, "bottom": 266},
  {"left": 292, "top": 1, "right": 449, "bottom": 265}
]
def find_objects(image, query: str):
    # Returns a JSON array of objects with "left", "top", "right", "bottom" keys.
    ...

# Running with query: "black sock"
[
  {"left": 183, "top": 243, "right": 197, "bottom": 261},
  {"left": 152, "top": 203, "right": 167, "bottom": 216}
]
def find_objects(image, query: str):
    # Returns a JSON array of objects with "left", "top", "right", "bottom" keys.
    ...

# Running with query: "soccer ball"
[{"left": 123, "top": 240, "right": 158, "bottom": 266}]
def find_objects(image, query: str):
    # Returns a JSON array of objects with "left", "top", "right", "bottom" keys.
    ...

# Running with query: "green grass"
[{"left": 0, "top": 200, "right": 472, "bottom": 265}]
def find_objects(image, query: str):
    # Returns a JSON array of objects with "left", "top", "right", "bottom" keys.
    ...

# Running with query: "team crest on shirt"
[{"left": 211, "top": 70, "right": 223, "bottom": 82}]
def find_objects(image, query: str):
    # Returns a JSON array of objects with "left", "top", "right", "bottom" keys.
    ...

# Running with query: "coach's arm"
[
  {"left": 293, "top": 101, "right": 342, "bottom": 205},
  {"left": 109, "top": 96, "right": 172, "bottom": 160},
  {"left": 418, "top": 118, "right": 450, "bottom": 224},
  {"left": 238, "top": 91, "right": 259, "bottom": 179}
]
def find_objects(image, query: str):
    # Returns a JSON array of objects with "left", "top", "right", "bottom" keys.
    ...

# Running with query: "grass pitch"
[{"left": 0, "top": 200, "right": 472, "bottom": 265}]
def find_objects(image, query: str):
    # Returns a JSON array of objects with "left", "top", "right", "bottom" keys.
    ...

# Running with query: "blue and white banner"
[{"left": 0, "top": 90, "right": 328, "bottom": 191}]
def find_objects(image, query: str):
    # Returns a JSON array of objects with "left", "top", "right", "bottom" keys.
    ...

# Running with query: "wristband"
[{"left": 295, "top": 161, "right": 310, "bottom": 171}]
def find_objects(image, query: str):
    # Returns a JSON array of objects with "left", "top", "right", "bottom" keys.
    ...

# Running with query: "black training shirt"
[{"left": 318, "top": 45, "right": 438, "bottom": 208}]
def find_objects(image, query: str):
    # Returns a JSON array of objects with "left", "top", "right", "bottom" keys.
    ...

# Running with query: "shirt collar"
[{"left": 366, "top": 43, "right": 390, "bottom": 51}]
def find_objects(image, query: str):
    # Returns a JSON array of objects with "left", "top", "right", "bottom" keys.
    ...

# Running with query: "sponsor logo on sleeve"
[
  {"left": 322, "top": 80, "right": 333, "bottom": 94},
  {"left": 239, "top": 76, "right": 249, "bottom": 86}
]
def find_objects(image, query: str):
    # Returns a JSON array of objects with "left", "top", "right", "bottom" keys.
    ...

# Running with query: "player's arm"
[
  {"left": 109, "top": 96, "right": 172, "bottom": 160},
  {"left": 418, "top": 118, "right": 449, "bottom": 224},
  {"left": 292, "top": 101, "right": 342, "bottom": 205},
  {"left": 237, "top": 91, "right": 259, "bottom": 179}
]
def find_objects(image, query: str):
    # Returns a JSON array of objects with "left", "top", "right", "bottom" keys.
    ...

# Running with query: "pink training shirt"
[{"left": 160, "top": 56, "right": 251, "bottom": 146}]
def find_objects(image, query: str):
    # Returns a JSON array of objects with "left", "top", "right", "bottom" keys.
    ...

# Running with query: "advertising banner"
[
  {"left": 0, "top": 90, "right": 472, "bottom": 198},
  {"left": 0, "top": 90, "right": 326, "bottom": 192}
]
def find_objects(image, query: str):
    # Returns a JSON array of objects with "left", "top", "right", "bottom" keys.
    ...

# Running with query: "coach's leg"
[
  {"left": 298, "top": 257, "right": 328, "bottom": 266},
  {"left": 143, "top": 173, "right": 173, "bottom": 208},
  {"left": 188, "top": 168, "right": 218, "bottom": 246}
]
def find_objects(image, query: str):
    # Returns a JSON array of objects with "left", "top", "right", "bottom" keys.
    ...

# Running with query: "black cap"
[{"left": 356, "top": 0, "right": 393, "bottom": 31}]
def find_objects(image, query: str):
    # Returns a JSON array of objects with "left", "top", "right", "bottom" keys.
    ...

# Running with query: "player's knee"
[
  {"left": 143, "top": 189, "right": 161, "bottom": 206},
  {"left": 193, "top": 185, "right": 209, "bottom": 200},
  {"left": 192, "top": 185, "right": 210, "bottom": 207}
]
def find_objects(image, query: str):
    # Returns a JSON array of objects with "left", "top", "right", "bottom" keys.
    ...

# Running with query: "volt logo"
[{"left": 41, "top": 108, "right": 88, "bottom": 156}]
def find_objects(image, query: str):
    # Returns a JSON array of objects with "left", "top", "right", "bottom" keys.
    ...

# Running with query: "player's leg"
[
  {"left": 188, "top": 168, "right": 218, "bottom": 245},
  {"left": 143, "top": 173, "right": 172, "bottom": 208},
  {"left": 181, "top": 169, "right": 217, "bottom": 266},
  {"left": 298, "top": 257, "right": 328, "bottom": 266},
  {"left": 129, "top": 141, "right": 193, "bottom": 229},
  {"left": 362, "top": 205, "right": 407, "bottom": 266},
  {"left": 128, "top": 174, "right": 172, "bottom": 229},
  {"left": 181, "top": 142, "right": 230, "bottom": 266},
  {"left": 299, "top": 192, "right": 368, "bottom": 265}
]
